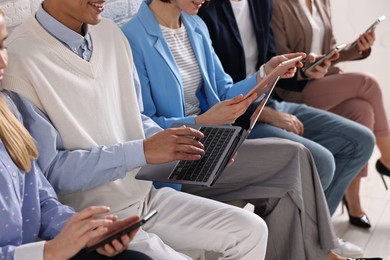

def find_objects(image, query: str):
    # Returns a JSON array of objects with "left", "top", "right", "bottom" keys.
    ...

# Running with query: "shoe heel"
[
  {"left": 380, "top": 174, "right": 388, "bottom": 190},
  {"left": 376, "top": 159, "right": 390, "bottom": 190}
]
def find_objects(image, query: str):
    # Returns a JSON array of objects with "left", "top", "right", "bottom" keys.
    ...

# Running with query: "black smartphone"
[
  {"left": 351, "top": 15, "right": 386, "bottom": 46},
  {"left": 85, "top": 210, "right": 158, "bottom": 252},
  {"left": 305, "top": 43, "right": 347, "bottom": 73}
]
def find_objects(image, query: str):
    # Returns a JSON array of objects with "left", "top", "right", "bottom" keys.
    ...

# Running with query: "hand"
[
  {"left": 44, "top": 206, "right": 116, "bottom": 260},
  {"left": 355, "top": 29, "right": 375, "bottom": 52},
  {"left": 263, "top": 52, "right": 306, "bottom": 79},
  {"left": 258, "top": 107, "right": 304, "bottom": 136},
  {"left": 227, "top": 152, "right": 238, "bottom": 167},
  {"left": 144, "top": 126, "right": 205, "bottom": 164},
  {"left": 195, "top": 93, "right": 258, "bottom": 125},
  {"left": 303, "top": 52, "right": 339, "bottom": 79},
  {"left": 94, "top": 216, "right": 140, "bottom": 257}
]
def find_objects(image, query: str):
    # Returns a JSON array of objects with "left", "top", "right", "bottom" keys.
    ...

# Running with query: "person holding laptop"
[
  {"left": 2, "top": 0, "right": 269, "bottom": 259},
  {"left": 0, "top": 9, "right": 151, "bottom": 260},
  {"left": 272, "top": 0, "right": 390, "bottom": 232},
  {"left": 120, "top": 0, "right": 373, "bottom": 259}
]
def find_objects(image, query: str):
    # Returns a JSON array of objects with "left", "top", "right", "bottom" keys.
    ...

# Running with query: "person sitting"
[
  {"left": 121, "top": 0, "right": 377, "bottom": 259},
  {"left": 197, "top": 0, "right": 381, "bottom": 258},
  {"left": 2, "top": 0, "right": 268, "bottom": 259},
  {"left": 272, "top": 0, "right": 390, "bottom": 234},
  {"left": 0, "top": 9, "right": 151, "bottom": 260}
]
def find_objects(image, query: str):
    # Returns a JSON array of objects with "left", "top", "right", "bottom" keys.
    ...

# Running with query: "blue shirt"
[
  {"left": 36, "top": 4, "right": 93, "bottom": 61},
  {"left": 0, "top": 94, "right": 74, "bottom": 260}
]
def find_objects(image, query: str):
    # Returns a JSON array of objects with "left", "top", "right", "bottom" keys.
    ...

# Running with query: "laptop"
[{"left": 136, "top": 56, "right": 303, "bottom": 187}]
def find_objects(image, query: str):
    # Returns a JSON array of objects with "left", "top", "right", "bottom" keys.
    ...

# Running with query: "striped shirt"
[{"left": 161, "top": 25, "right": 202, "bottom": 116}]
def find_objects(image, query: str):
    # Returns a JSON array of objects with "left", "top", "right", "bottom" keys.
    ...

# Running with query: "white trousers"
[{"left": 128, "top": 187, "right": 268, "bottom": 259}]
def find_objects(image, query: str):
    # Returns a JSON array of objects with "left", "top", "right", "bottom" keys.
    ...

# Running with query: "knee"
[
  {"left": 356, "top": 72, "right": 382, "bottom": 97},
  {"left": 350, "top": 123, "right": 375, "bottom": 159},
  {"left": 309, "top": 147, "right": 335, "bottom": 189},
  {"left": 238, "top": 210, "right": 268, "bottom": 246}
]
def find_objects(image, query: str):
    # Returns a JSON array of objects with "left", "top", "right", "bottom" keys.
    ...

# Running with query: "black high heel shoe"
[
  {"left": 376, "top": 159, "right": 390, "bottom": 190},
  {"left": 342, "top": 196, "right": 371, "bottom": 228}
]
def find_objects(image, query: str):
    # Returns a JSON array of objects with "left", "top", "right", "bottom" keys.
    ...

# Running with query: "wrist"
[{"left": 44, "top": 241, "right": 59, "bottom": 260}]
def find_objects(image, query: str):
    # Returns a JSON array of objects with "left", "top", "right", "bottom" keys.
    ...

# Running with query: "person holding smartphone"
[
  {"left": 2, "top": 0, "right": 270, "bottom": 259},
  {"left": 272, "top": 0, "right": 390, "bottom": 234},
  {"left": 195, "top": 0, "right": 384, "bottom": 259},
  {"left": 0, "top": 9, "right": 151, "bottom": 260}
]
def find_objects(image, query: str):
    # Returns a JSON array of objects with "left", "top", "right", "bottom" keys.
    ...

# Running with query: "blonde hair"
[
  {"left": 0, "top": 96, "right": 38, "bottom": 172},
  {"left": 0, "top": 10, "right": 38, "bottom": 172}
]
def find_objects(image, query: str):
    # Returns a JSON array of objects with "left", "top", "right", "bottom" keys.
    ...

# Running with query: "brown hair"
[{"left": 0, "top": 10, "right": 38, "bottom": 172}]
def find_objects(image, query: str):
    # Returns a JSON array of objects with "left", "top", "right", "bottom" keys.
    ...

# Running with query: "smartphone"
[
  {"left": 351, "top": 15, "right": 386, "bottom": 46},
  {"left": 85, "top": 210, "right": 158, "bottom": 252},
  {"left": 244, "top": 55, "right": 304, "bottom": 100},
  {"left": 304, "top": 43, "right": 347, "bottom": 73}
]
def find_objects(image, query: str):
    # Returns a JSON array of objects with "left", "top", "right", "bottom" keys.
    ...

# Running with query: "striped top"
[{"left": 161, "top": 25, "right": 202, "bottom": 116}]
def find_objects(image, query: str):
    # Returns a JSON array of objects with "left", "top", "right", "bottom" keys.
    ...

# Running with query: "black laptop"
[{"left": 135, "top": 56, "right": 303, "bottom": 186}]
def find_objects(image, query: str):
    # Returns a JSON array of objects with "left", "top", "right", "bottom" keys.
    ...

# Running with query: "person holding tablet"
[
  {"left": 121, "top": 0, "right": 376, "bottom": 259},
  {"left": 272, "top": 0, "right": 390, "bottom": 231},
  {"left": 2, "top": 0, "right": 270, "bottom": 258}
]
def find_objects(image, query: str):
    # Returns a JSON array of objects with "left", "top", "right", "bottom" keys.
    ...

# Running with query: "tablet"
[
  {"left": 244, "top": 55, "right": 303, "bottom": 100},
  {"left": 85, "top": 210, "right": 158, "bottom": 252},
  {"left": 305, "top": 43, "right": 347, "bottom": 73}
]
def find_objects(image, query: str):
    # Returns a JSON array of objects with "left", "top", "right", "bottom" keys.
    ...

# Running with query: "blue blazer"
[{"left": 122, "top": 1, "right": 258, "bottom": 129}]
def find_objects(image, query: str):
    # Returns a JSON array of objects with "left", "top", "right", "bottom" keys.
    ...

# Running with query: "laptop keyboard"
[{"left": 169, "top": 127, "right": 235, "bottom": 182}]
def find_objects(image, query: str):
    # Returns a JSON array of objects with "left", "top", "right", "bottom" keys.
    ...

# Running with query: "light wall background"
[
  {"left": 0, "top": 0, "right": 389, "bottom": 115},
  {"left": 330, "top": 0, "right": 390, "bottom": 117}
]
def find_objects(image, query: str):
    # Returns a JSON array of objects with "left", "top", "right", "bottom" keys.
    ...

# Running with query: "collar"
[{"left": 36, "top": 4, "right": 92, "bottom": 54}]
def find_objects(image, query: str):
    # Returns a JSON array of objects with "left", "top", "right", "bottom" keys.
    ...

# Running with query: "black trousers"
[{"left": 72, "top": 249, "right": 152, "bottom": 260}]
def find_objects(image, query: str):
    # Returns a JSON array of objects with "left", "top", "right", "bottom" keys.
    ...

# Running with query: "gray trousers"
[{"left": 183, "top": 137, "right": 337, "bottom": 260}]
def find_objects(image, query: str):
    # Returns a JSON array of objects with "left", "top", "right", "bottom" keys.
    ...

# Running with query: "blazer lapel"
[
  {"left": 138, "top": 3, "right": 183, "bottom": 86},
  {"left": 182, "top": 14, "right": 212, "bottom": 88},
  {"left": 221, "top": 0, "right": 243, "bottom": 48},
  {"left": 314, "top": 0, "right": 332, "bottom": 52},
  {"left": 290, "top": 0, "right": 313, "bottom": 54}
]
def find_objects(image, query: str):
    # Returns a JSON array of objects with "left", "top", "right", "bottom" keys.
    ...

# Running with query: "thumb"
[{"left": 307, "top": 53, "right": 317, "bottom": 63}]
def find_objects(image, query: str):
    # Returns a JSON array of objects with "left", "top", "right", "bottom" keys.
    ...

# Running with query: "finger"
[
  {"left": 283, "top": 52, "right": 306, "bottom": 60},
  {"left": 244, "top": 92, "right": 258, "bottom": 104},
  {"left": 120, "top": 234, "right": 131, "bottom": 248},
  {"left": 223, "top": 95, "right": 245, "bottom": 105},
  {"left": 283, "top": 67, "right": 297, "bottom": 78},
  {"left": 72, "top": 206, "right": 111, "bottom": 221},
  {"left": 292, "top": 119, "right": 303, "bottom": 136},
  {"left": 110, "top": 238, "right": 126, "bottom": 252},
  {"left": 126, "top": 226, "right": 139, "bottom": 241},
  {"left": 174, "top": 152, "right": 203, "bottom": 161},
  {"left": 307, "top": 53, "right": 317, "bottom": 63},
  {"left": 227, "top": 158, "right": 235, "bottom": 167},
  {"left": 175, "top": 134, "right": 205, "bottom": 148},
  {"left": 169, "top": 127, "right": 204, "bottom": 140},
  {"left": 174, "top": 142, "right": 205, "bottom": 156},
  {"left": 102, "top": 243, "right": 116, "bottom": 256}
]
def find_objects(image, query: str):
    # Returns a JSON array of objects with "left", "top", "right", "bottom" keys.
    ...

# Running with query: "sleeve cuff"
[
  {"left": 14, "top": 241, "right": 46, "bottom": 260},
  {"left": 123, "top": 140, "right": 147, "bottom": 169}
]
